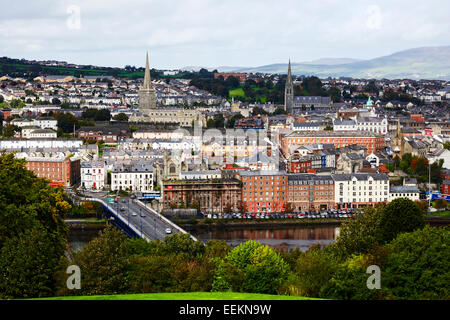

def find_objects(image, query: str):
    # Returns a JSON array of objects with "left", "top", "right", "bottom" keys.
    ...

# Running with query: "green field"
[
  {"left": 229, "top": 87, "right": 245, "bottom": 98},
  {"left": 34, "top": 292, "right": 318, "bottom": 300}
]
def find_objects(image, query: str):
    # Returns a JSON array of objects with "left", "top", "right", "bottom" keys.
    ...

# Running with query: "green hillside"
[
  {"left": 228, "top": 46, "right": 450, "bottom": 80},
  {"left": 34, "top": 292, "right": 319, "bottom": 300}
]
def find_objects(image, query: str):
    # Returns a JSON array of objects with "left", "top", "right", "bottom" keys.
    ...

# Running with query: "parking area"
[{"left": 202, "top": 209, "right": 357, "bottom": 220}]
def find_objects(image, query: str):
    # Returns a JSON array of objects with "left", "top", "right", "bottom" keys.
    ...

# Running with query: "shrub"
[
  {"left": 378, "top": 198, "right": 425, "bottom": 244},
  {"left": 328, "top": 205, "right": 382, "bottom": 260},
  {"left": 283, "top": 245, "right": 337, "bottom": 298},
  {"left": 212, "top": 240, "right": 290, "bottom": 294},
  {"left": 381, "top": 225, "right": 450, "bottom": 299}
]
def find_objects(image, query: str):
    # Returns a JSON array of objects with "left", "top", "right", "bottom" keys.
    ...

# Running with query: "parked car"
[
  {"left": 132, "top": 212, "right": 137, "bottom": 216},
  {"left": 165, "top": 228, "right": 172, "bottom": 234}
]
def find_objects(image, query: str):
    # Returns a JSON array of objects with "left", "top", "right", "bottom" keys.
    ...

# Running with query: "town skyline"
[{"left": 1, "top": 0, "right": 449, "bottom": 69}]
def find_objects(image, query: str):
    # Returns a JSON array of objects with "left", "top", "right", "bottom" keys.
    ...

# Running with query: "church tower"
[
  {"left": 139, "top": 52, "right": 157, "bottom": 114},
  {"left": 284, "top": 59, "right": 294, "bottom": 114},
  {"left": 393, "top": 118, "right": 404, "bottom": 156}
]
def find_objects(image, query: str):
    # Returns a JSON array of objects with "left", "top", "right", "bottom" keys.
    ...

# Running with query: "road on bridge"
[{"left": 70, "top": 189, "right": 185, "bottom": 241}]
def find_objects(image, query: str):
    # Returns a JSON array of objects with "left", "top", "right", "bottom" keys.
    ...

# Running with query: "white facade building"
[
  {"left": 333, "top": 117, "right": 388, "bottom": 134},
  {"left": 111, "top": 162, "right": 154, "bottom": 192},
  {"left": 81, "top": 161, "right": 107, "bottom": 190},
  {"left": 389, "top": 186, "right": 420, "bottom": 202},
  {"left": 332, "top": 173, "right": 389, "bottom": 209}
]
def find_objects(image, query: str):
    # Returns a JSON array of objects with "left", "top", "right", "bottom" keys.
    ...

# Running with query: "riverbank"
[
  {"left": 178, "top": 218, "right": 342, "bottom": 232},
  {"left": 65, "top": 218, "right": 107, "bottom": 230}
]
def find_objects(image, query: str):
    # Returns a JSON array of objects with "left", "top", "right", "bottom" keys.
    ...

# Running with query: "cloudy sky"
[{"left": 1, "top": 0, "right": 449, "bottom": 69}]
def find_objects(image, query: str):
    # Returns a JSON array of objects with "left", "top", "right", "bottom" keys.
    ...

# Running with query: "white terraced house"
[{"left": 81, "top": 161, "right": 107, "bottom": 190}]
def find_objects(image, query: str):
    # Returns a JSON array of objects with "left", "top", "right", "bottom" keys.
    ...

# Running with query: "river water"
[
  {"left": 191, "top": 225, "right": 340, "bottom": 251},
  {"left": 68, "top": 224, "right": 339, "bottom": 252}
]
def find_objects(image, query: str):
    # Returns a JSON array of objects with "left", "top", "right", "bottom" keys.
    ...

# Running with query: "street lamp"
[{"left": 428, "top": 161, "right": 431, "bottom": 208}]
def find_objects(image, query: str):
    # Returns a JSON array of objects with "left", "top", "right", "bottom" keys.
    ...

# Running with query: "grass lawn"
[
  {"left": 229, "top": 88, "right": 245, "bottom": 98},
  {"left": 428, "top": 210, "right": 450, "bottom": 218},
  {"left": 35, "top": 292, "right": 318, "bottom": 300}
]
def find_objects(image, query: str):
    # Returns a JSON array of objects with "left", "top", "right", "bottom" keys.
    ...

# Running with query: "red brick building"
[
  {"left": 441, "top": 170, "right": 450, "bottom": 195},
  {"left": 442, "top": 181, "right": 450, "bottom": 195},
  {"left": 240, "top": 171, "right": 287, "bottom": 213},
  {"left": 287, "top": 174, "right": 335, "bottom": 212},
  {"left": 25, "top": 156, "right": 81, "bottom": 186},
  {"left": 214, "top": 72, "right": 247, "bottom": 82},
  {"left": 281, "top": 131, "right": 384, "bottom": 157}
]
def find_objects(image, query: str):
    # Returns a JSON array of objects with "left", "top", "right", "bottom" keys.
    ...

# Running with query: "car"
[
  {"left": 122, "top": 199, "right": 127, "bottom": 203},
  {"left": 140, "top": 213, "right": 146, "bottom": 218},
  {"left": 165, "top": 228, "right": 172, "bottom": 234},
  {"left": 207, "top": 214, "right": 212, "bottom": 219},
  {"left": 120, "top": 207, "right": 126, "bottom": 211},
  {"left": 131, "top": 194, "right": 136, "bottom": 199},
  {"left": 132, "top": 212, "right": 137, "bottom": 216},
  {"left": 212, "top": 214, "right": 218, "bottom": 219}
]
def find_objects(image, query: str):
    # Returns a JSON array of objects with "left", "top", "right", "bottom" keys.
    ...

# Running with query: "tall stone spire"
[
  {"left": 143, "top": 51, "right": 152, "bottom": 89},
  {"left": 284, "top": 59, "right": 294, "bottom": 114},
  {"left": 138, "top": 51, "right": 157, "bottom": 113}
]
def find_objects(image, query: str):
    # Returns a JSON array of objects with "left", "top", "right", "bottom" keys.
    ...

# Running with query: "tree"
[
  {"left": 66, "top": 226, "right": 130, "bottom": 295},
  {"left": 284, "top": 245, "right": 337, "bottom": 298},
  {"left": 327, "top": 87, "right": 342, "bottom": 102},
  {"left": 0, "top": 153, "right": 70, "bottom": 298},
  {"left": 212, "top": 240, "right": 290, "bottom": 294},
  {"left": 272, "top": 107, "right": 288, "bottom": 116},
  {"left": 377, "top": 198, "right": 425, "bottom": 244},
  {"left": 2, "top": 124, "right": 20, "bottom": 137},
  {"left": 301, "top": 76, "right": 326, "bottom": 96},
  {"left": 444, "top": 141, "right": 450, "bottom": 151},
  {"left": 56, "top": 112, "right": 79, "bottom": 133},
  {"left": 0, "top": 95, "right": 3, "bottom": 103},
  {"left": 113, "top": 113, "right": 129, "bottom": 122},
  {"left": 328, "top": 205, "right": 382, "bottom": 260},
  {"left": 434, "top": 199, "right": 447, "bottom": 209},
  {"left": 381, "top": 225, "right": 450, "bottom": 299},
  {"left": 0, "top": 225, "right": 63, "bottom": 298},
  {"left": 226, "top": 114, "right": 244, "bottom": 128}
]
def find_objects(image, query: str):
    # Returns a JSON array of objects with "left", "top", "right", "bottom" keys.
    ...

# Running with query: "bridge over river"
[{"left": 66, "top": 189, "right": 197, "bottom": 242}]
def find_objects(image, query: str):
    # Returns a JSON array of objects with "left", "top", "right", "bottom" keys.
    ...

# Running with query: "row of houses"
[{"left": 162, "top": 170, "right": 420, "bottom": 214}]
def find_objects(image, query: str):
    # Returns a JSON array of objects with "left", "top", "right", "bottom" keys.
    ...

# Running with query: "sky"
[{"left": 0, "top": 0, "right": 449, "bottom": 70}]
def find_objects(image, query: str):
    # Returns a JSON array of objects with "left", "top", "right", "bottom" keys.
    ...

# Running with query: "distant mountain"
[
  {"left": 218, "top": 46, "right": 450, "bottom": 80},
  {"left": 298, "top": 58, "right": 363, "bottom": 65}
]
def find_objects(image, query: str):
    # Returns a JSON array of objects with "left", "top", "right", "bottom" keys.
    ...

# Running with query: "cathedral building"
[{"left": 129, "top": 52, "right": 207, "bottom": 127}]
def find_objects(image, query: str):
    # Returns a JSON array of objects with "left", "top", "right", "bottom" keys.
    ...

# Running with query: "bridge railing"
[
  {"left": 135, "top": 199, "right": 198, "bottom": 242},
  {"left": 91, "top": 198, "right": 151, "bottom": 242}
]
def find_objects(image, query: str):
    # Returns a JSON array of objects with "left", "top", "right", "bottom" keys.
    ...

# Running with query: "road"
[
  {"left": 113, "top": 197, "right": 181, "bottom": 240},
  {"left": 70, "top": 188, "right": 182, "bottom": 240}
]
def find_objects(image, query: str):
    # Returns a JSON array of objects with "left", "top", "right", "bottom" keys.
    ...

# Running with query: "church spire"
[
  {"left": 143, "top": 51, "right": 152, "bottom": 89},
  {"left": 287, "top": 59, "right": 292, "bottom": 81},
  {"left": 285, "top": 59, "right": 294, "bottom": 114}
]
